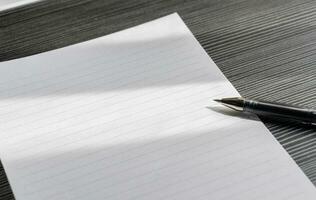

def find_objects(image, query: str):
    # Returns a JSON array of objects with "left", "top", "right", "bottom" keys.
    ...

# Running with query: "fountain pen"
[{"left": 214, "top": 97, "right": 316, "bottom": 125}]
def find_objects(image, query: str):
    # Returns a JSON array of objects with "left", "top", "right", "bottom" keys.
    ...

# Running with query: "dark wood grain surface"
[{"left": 1, "top": 0, "right": 316, "bottom": 199}]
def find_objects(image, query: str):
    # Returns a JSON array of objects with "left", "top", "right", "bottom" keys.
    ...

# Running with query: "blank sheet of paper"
[
  {"left": 0, "top": 13, "right": 315, "bottom": 200},
  {"left": 0, "top": 0, "right": 42, "bottom": 11}
]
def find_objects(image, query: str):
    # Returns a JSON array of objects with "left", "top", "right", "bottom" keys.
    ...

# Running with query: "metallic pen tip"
[{"left": 213, "top": 99, "right": 222, "bottom": 103}]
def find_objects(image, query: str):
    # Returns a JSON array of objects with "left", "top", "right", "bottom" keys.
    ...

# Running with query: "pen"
[{"left": 214, "top": 97, "right": 316, "bottom": 125}]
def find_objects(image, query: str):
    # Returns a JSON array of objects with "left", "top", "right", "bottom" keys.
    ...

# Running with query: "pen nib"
[{"left": 213, "top": 97, "right": 244, "bottom": 111}]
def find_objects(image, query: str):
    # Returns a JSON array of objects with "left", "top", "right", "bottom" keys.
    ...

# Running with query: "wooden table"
[{"left": 1, "top": 0, "right": 316, "bottom": 199}]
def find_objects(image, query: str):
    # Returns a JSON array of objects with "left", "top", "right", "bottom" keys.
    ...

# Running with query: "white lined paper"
[{"left": 0, "top": 13, "right": 315, "bottom": 199}]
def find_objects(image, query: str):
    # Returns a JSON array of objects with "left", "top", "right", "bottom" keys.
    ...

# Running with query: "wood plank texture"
[{"left": 0, "top": 0, "right": 316, "bottom": 199}]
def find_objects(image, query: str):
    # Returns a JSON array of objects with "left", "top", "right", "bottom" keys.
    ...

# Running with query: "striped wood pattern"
[{"left": 0, "top": 0, "right": 316, "bottom": 199}]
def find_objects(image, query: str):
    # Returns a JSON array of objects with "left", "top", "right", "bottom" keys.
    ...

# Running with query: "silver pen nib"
[
  {"left": 213, "top": 99, "right": 222, "bottom": 103},
  {"left": 213, "top": 97, "right": 245, "bottom": 111}
]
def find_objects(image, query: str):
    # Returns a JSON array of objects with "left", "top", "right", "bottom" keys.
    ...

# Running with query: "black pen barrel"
[{"left": 243, "top": 100, "right": 316, "bottom": 125}]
